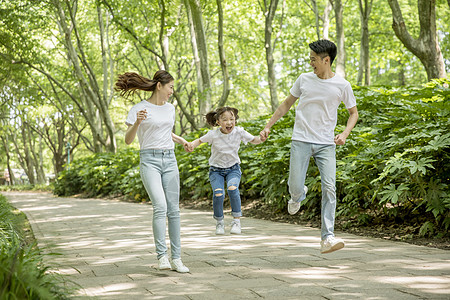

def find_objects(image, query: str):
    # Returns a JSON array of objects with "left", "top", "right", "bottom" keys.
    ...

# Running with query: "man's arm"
[
  {"left": 334, "top": 106, "right": 359, "bottom": 145},
  {"left": 260, "top": 94, "right": 298, "bottom": 140},
  {"left": 249, "top": 136, "right": 264, "bottom": 145}
]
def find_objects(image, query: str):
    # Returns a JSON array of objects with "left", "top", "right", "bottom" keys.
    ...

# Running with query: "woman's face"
[
  {"left": 159, "top": 80, "right": 174, "bottom": 102},
  {"left": 217, "top": 111, "right": 236, "bottom": 134}
]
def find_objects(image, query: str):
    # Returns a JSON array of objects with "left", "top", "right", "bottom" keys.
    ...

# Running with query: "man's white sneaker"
[
  {"left": 216, "top": 222, "right": 225, "bottom": 235},
  {"left": 158, "top": 255, "right": 171, "bottom": 270},
  {"left": 288, "top": 186, "right": 308, "bottom": 215},
  {"left": 171, "top": 258, "right": 190, "bottom": 273},
  {"left": 230, "top": 220, "right": 241, "bottom": 234},
  {"left": 320, "top": 236, "right": 345, "bottom": 254}
]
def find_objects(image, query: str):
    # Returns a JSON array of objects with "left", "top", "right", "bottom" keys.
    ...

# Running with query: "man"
[{"left": 260, "top": 39, "right": 358, "bottom": 254}]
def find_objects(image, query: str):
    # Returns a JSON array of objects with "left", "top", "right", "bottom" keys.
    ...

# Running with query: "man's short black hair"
[{"left": 309, "top": 40, "right": 337, "bottom": 66}]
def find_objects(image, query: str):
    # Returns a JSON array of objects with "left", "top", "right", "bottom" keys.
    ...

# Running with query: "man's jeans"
[
  {"left": 208, "top": 163, "right": 242, "bottom": 221},
  {"left": 140, "top": 149, "right": 181, "bottom": 260},
  {"left": 289, "top": 141, "right": 336, "bottom": 240}
]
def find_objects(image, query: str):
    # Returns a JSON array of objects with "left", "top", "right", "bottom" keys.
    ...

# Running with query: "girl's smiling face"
[{"left": 217, "top": 111, "right": 236, "bottom": 134}]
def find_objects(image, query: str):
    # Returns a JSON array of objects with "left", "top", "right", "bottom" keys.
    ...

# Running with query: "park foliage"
[
  {"left": 0, "top": 194, "right": 70, "bottom": 299},
  {"left": 54, "top": 81, "right": 450, "bottom": 237}
]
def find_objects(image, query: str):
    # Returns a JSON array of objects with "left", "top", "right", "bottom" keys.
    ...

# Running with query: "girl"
[
  {"left": 188, "top": 107, "right": 264, "bottom": 235},
  {"left": 116, "top": 71, "right": 189, "bottom": 273}
]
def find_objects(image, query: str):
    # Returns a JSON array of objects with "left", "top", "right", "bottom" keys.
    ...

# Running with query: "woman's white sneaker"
[
  {"left": 158, "top": 255, "right": 171, "bottom": 270},
  {"left": 171, "top": 258, "right": 190, "bottom": 273}
]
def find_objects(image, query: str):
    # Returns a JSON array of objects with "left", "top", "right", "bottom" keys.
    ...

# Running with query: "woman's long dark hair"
[
  {"left": 115, "top": 70, "right": 174, "bottom": 98},
  {"left": 205, "top": 107, "right": 239, "bottom": 127}
]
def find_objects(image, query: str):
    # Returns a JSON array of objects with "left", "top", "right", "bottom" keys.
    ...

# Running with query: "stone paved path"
[{"left": 3, "top": 191, "right": 450, "bottom": 299}]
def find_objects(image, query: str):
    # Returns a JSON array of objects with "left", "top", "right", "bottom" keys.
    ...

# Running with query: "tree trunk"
[
  {"left": 182, "top": 0, "right": 203, "bottom": 126},
  {"left": 188, "top": 0, "right": 211, "bottom": 117},
  {"left": 357, "top": 0, "right": 372, "bottom": 86},
  {"left": 322, "top": 0, "right": 332, "bottom": 39},
  {"left": 309, "top": 0, "right": 321, "bottom": 40},
  {"left": 29, "top": 135, "right": 46, "bottom": 184},
  {"left": 331, "top": 0, "right": 346, "bottom": 78},
  {"left": 263, "top": 0, "right": 282, "bottom": 112},
  {"left": 388, "top": 0, "right": 446, "bottom": 80},
  {"left": 216, "top": 0, "right": 230, "bottom": 108},
  {"left": 0, "top": 136, "right": 16, "bottom": 185}
]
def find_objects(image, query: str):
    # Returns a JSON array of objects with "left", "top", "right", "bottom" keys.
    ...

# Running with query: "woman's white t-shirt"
[
  {"left": 125, "top": 101, "right": 175, "bottom": 150},
  {"left": 289, "top": 72, "right": 357, "bottom": 144},
  {"left": 200, "top": 126, "right": 255, "bottom": 168}
]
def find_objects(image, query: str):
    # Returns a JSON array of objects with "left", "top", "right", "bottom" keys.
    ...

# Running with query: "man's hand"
[
  {"left": 334, "top": 133, "right": 348, "bottom": 145},
  {"left": 260, "top": 128, "right": 270, "bottom": 142}
]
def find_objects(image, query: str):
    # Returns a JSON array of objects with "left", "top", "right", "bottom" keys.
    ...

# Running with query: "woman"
[{"left": 116, "top": 71, "right": 189, "bottom": 273}]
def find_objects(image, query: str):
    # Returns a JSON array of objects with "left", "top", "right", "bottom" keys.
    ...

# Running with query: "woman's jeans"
[
  {"left": 140, "top": 149, "right": 181, "bottom": 260},
  {"left": 208, "top": 163, "right": 242, "bottom": 221},
  {"left": 289, "top": 141, "right": 336, "bottom": 240}
]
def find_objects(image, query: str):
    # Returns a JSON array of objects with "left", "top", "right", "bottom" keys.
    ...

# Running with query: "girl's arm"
[
  {"left": 190, "top": 138, "right": 204, "bottom": 150},
  {"left": 249, "top": 135, "right": 264, "bottom": 145}
]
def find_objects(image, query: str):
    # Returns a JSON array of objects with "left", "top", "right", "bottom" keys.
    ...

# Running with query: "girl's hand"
[{"left": 136, "top": 109, "right": 147, "bottom": 124}]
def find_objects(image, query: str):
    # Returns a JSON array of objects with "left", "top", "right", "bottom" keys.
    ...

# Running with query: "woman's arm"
[
  {"left": 125, "top": 109, "right": 147, "bottom": 145},
  {"left": 172, "top": 132, "right": 188, "bottom": 145},
  {"left": 172, "top": 133, "right": 192, "bottom": 152}
]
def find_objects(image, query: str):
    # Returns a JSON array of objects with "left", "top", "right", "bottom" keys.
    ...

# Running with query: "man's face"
[{"left": 309, "top": 50, "right": 328, "bottom": 75}]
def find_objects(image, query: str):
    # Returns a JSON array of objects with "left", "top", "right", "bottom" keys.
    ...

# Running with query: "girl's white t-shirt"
[
  {"left": 200, "top": 126, "right": 255, "bottom": 168},
  {"left": 125, "top": 101, "right": 175, "bottom": 150},
  {"left": 289, "top": 72, "right": 357, "bottom": 144}
]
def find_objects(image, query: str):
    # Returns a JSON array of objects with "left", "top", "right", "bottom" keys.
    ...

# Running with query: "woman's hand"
[{"left": 136, "top": 109, "right": 147, "bottom": 124}]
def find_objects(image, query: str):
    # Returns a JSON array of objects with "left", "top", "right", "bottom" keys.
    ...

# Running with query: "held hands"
[
  {"left": 259, "top": 128, "right": 270, "bottom": 142},
  {"left": 183, "top": 142, "right": 194, "bottom": 153}
]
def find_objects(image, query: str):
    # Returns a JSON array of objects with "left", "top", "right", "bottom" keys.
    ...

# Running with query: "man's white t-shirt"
[
  {"left": 289, "top": 72, "right": 357, "bottom": 144},
  {"left": 200, "top": 126, "right": 255, "bottom": 168},
  {"left": 125, "top": 101, "right": 175, "bottom": 150}
]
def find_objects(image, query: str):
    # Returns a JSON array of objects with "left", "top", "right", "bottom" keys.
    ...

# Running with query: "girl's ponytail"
[{"left": 205, "top": 111, "right": 219, "bottom": 126}]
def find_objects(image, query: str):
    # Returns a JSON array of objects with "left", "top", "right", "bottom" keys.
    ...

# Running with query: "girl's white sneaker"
[
  {"left": 230, "top": 220, "right": 241, "bottom": 234},
  {"left": 216, "top": 222, "right": 225, "bottom": 235}
]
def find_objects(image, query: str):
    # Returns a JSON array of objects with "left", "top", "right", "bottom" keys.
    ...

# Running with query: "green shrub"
[{"left": 0, "top": 195, "right": 70, "bottom": 299}]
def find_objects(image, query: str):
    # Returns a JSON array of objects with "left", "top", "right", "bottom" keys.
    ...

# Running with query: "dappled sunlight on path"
[{"left": 3, "top": 191, "right": 450, "bottom": 299}]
